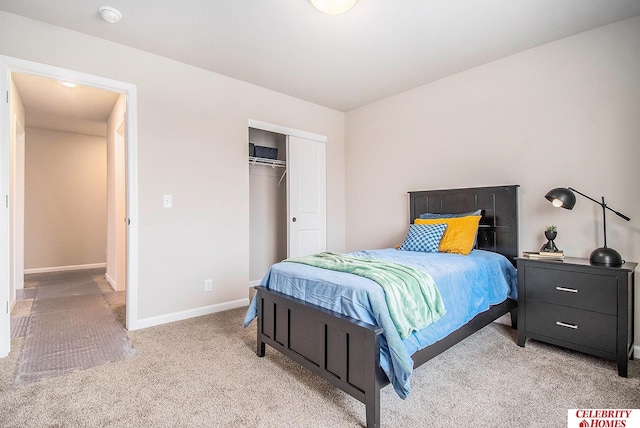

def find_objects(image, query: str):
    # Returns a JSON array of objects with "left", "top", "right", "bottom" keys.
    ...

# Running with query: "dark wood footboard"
[
  {"left": 255, "top": 285, "right": 517, "bottom": 427},
  {"left": 255, "top": 285, "right": 388, "bottom": 428}
]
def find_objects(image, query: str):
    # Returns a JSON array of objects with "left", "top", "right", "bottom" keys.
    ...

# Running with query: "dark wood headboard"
[{"left": 408, "top": 185, "right": 519, "bottom": 265}]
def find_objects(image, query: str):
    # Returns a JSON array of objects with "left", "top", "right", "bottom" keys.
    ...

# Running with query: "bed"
[{"left": 244, "top": 185, "right": 519, "bottom": 427}]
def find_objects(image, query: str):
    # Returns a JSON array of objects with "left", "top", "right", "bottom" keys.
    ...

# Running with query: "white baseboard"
[
  {"left": 24, "top": 263, "right": 107, "bottom": 274},
  {"left": 249, "top": 280, "right": 261, "bottom": 287},
  {"left": 131, "top": 298, "right": 250, "bottom": 330},
  {"left": 105, "top": 273, "right": 117, "bottom": 291}
]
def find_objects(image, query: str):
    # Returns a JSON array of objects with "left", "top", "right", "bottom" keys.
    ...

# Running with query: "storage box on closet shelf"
[
  {"left": 249, "top": 143, "right": 284, "bottom": 166},
  {"left": 254, "top": 145, "right": 278, "bottom": 160},
  {"left": 249, "top": 143, "right": 286, "bottom": 184}
]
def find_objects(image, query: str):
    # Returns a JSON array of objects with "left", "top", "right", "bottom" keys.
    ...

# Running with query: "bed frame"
[{"left": 253, "top": 185, "right": 519, "bottom": 427}]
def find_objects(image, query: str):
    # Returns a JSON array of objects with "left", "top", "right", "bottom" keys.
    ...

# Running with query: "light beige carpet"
[{"left": 1, "top": 303, "right": 639, "bottom": 427}]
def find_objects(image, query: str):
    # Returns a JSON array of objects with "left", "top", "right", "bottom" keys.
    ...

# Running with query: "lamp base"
[{"left": 589, "top": 247, "right": 623, "bottom": 267}]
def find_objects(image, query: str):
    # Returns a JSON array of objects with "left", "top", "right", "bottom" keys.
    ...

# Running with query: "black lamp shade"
[{"left": 545, "top": 187, "right": 576, "bottom": 210}]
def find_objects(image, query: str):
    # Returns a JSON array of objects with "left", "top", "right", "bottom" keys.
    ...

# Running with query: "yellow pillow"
[{"left": 414, "top": 215, "right": 481, "bottom": 255}]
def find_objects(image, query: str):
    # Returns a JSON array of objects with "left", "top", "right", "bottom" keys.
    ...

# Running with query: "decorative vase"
[{"left": 540, "top": 230, "right": 559, "bottom": 252}]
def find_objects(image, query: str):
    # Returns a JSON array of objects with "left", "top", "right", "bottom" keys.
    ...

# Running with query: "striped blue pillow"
[{"left": 399, "top": 223, "right": 447, "bottom": 253}]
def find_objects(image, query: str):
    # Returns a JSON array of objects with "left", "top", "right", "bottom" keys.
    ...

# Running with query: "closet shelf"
[
  {"left": 249, "top": 156, "right": 287, "bottom": 186},
  {"left": 249, "top": 156, "right": 286, "bottom": 168}
]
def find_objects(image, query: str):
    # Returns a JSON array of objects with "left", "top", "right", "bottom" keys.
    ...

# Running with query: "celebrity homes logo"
[{"left": 568, "top": 409, "right": 639, "bottom": 427}]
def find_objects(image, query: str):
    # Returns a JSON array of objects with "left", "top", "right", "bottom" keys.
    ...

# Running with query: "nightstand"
[{"left": 517, "top": 257, "right": 636, "bottom": 377}]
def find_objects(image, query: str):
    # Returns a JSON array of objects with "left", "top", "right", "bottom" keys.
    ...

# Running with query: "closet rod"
[
  {"left": 249, "top": 156, "right": 287, "bottom": 186},
  {"left": 249, "top": 156, "right": 286, "bottom": 170}
]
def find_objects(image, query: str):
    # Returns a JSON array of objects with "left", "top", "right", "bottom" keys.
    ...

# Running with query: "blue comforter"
[{"left": 244, "top": 249, "right": 517, "bottom": 399}]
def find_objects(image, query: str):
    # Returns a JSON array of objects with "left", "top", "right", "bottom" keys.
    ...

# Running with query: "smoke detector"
[{"left": 99, "top": 6, "right": 122, "bottom": 24}]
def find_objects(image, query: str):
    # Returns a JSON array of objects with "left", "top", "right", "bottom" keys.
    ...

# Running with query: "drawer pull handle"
[
  {"left": 555, "top": 286, "right": 578, "bottom": 293},
  {"left": 556, "top": 321, "right": 578, "bottom": 329}
]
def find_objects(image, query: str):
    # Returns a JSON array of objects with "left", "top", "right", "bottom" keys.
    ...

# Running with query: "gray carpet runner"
[{"left": 13, "top": 273, "right": 136, "bottom": 385}]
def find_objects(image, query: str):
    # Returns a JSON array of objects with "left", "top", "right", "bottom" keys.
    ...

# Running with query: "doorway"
[
  {"left": 14, "top": 73, "right": 119, "bottom": 279},
  {"left": 0, "top": 56, "right": 140, "bottom": 358}
]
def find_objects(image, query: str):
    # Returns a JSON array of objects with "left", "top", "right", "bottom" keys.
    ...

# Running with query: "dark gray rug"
[{"left": 13, "top": 274, "right": 136, "bottom": 385}]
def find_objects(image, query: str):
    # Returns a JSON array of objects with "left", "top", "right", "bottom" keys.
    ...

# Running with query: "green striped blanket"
[{"left": 284, "top": 252, "right": 446, "bottom": 339}]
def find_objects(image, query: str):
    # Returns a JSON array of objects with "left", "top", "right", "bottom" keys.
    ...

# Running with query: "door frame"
[
  {"left": 113, "top": 119, "right": 127, "bottom": 292},
  {"left": 0, "top": 56, "right": 140, "bottom": 358},
  {"left": 11, "top": 117, "right": 24, "bottom": 295},
  {"left": 248, "top": 119, "right": 327, "bottom": 144}
]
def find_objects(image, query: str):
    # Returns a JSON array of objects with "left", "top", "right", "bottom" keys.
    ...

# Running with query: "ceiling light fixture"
[
  {"left": 99, "top": 6, "right": 122, "bottom": 24},
  {"left": 61, "top": 82, "right": 77, "bottom": 88},
  {"left": 310, "top": 0, "right": 358, "bottom": 15}
]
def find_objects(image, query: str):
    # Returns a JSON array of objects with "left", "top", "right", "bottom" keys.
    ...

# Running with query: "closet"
[
  {"left": 249, "top": 128, "right": 287, "bottom": 282},
  {"left": 248, "top": 123, "right": 326, "bottom": 284}
]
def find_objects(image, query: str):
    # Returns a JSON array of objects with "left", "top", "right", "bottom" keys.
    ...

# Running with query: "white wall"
[
  {"left": 345, "top": 17, "right": 640, "bottom": 336},
  {"left": 24, "top": 127, "right": 107, "bottom": 269},
  {"left": 0, "top": 11, "right": 345, "bottom": 323}
]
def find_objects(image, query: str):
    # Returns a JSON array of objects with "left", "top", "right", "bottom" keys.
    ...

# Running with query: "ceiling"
[
  {"left": 12, "top": 73, "right": 120, "bottom": 122},
  {"left": 2, "top": 0, "right": 640, "bottom": 113},
  {"left": 11, "top": 72, "right": 120, "bottom": 136}
]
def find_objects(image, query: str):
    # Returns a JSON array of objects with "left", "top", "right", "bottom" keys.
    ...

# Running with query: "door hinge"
[
  {"left": 6, "top": 90, "right": 8, "bottom": 103},
  {"left": 5, "top": 195, "right": 8, "bottom": 208}
]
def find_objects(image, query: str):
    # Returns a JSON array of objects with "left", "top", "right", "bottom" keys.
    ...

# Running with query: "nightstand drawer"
[
  {"left": 525, "top": 266, "right": 617, "bottom": 315},
  {"left": 526, "top": 300, "right": 616, "bottom": 354}
]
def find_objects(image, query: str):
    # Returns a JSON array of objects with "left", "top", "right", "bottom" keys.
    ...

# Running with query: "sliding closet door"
[{"left": 287, "top": 135, "right": 326, "bottom": 258}]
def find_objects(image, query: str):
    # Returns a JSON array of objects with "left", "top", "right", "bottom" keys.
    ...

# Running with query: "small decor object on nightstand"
[
  {"left": 523, "top": 250, "right": 564, "bottom": 260},
  {"left": 540, "top": 225, "right": 560, "bottom": 253}
]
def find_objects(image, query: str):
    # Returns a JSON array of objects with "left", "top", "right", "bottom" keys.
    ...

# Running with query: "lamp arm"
[
  {"left": 610, "top": 209, "right": 631, "bottom": 222},
  {"left": 568, "top": 187, "right": 631, "bottom": 222},
  {"left": 567, "top": 187, "right": 601, "bottom": 205}
]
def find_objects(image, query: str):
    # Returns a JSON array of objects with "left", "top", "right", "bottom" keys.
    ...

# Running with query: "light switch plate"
[{"left": 163, "top": 194, "right": 172, "bottom": 208}]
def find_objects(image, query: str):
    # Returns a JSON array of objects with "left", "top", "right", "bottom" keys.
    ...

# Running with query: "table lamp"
[{"left": 545, "top": 187, "right": 630, "bottom": 267}]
